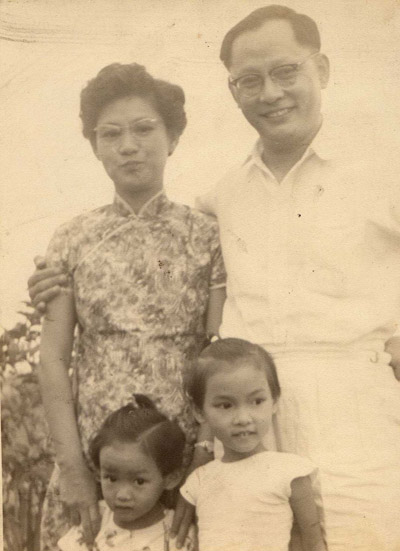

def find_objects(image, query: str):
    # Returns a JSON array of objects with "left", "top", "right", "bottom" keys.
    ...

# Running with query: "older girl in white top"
[{"left": 181, "top": 338, "right": 326, "bottom": 551}]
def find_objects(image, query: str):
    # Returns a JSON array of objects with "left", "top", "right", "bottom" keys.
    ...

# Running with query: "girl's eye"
[
  {"left": 103, "top": 474, "right": 117, "bottom": 482},
  {"left": 254, "top": 397, "right": 266, "bottom": 405},
  {"left": 134, "top": 478, "right": 146, "bottom": 486},
  {"left": 215, "top": 402, "right": 231, "bottom": 410}
]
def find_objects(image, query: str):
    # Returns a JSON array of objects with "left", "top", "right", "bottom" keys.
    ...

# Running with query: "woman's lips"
[{"left": 121, "top": 161, "right": 144, "bottom": 169}]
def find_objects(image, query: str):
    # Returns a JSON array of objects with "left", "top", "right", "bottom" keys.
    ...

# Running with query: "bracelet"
[
  {"left": 194, "top": 440, "right": 214, "bottom": 454},
  {"left": 204, "top": 333, "right": 220, "bottom": 347}
]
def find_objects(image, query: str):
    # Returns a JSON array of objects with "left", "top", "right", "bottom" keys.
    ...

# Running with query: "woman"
[{"left": 38, "top": 63, "right": 226, "bottom": 551}]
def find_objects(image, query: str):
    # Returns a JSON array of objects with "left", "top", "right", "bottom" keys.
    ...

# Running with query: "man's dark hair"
[{"left": 220, "top": 5, "right": 321, "bottom": 68}]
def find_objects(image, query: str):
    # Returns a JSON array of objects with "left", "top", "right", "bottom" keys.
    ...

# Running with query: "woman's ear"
[
  {"left": 168, "top": 136, "right": 179, "bottom": 157},
  {"left": 163, "top": 468, "right": 184, "bottom": 490}
]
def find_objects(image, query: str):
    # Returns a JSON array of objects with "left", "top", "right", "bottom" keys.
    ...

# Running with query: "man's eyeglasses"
[
  {"left": 94, "top": 118, "right": 160, "bottom": 145},
  {"left": 229, "top": 52, "right": 319, "bottom": 98}
]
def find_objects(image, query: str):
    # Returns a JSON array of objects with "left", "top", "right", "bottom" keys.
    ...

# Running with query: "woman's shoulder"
[
  {"left": 54, "top": 203, "right": 114, "bottom": 234},
  {"left": 167, "top": 200, "right": 217, "bottom": 224},
  {"left": 167, "top": 201, "right": 220, "bottom": 240}
]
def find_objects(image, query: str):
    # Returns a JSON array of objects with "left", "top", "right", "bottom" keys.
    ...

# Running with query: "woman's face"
[{"left": 93, "top": 95, "right": 177, "bottom": 197}]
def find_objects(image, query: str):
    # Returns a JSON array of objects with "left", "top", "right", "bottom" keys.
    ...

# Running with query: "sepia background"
[
  {"left": 1, "top": 1, "right": 400, "bottom": 550},
  {"left": 1, "top": 0, "right": 400, "bottom": 329}
]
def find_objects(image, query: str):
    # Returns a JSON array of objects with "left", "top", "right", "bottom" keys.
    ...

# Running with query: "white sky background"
[{"left": 1, "top": 0, "right": 400, "bottom": 329}]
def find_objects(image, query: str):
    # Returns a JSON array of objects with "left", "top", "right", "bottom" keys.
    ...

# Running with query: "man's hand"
[
  {"left": 171, "top": 495, "right": 196, "bottom": 550},
  {"left": 385, "top": 336, "right": 400, "bottom": 380},
  {"left": 28, "top": 256, "right": 67, "bottom": 312}
]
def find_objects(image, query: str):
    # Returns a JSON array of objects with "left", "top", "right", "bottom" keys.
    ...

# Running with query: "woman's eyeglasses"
[
  {"left": 94, "top": 118, "right": 160, "bottom": 145},
  {"left": 229, "top": 52, "right": 319, "bottom": 98}
]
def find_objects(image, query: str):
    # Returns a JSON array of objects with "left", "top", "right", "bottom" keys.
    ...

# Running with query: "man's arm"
[{"left": 28, "top": 256, "right": 68, "bottom": 312}]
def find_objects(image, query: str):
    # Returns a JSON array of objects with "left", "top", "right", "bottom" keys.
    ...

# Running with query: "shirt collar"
[
  {"left": 112, "top": 190, "right": 170, "bottom": 219},
  {"left": 245, "top": 116, "right": 342, "bottom": 172}
]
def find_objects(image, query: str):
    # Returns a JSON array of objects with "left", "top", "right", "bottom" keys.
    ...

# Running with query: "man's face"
[{"left": 228, "top": 19, "right": 329, "bottom": 153}]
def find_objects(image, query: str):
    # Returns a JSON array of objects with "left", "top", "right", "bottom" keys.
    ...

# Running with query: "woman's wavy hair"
[{"left": 80, "top": 63, "right": 187, "bottom": 148}]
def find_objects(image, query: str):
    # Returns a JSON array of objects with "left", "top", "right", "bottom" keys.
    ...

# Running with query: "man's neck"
[
  {"left": 261, "top": 143, "right": 309, "bottom": 183},
  {"left": 260, "top": 120, "right": 322, "bottom": 183}
]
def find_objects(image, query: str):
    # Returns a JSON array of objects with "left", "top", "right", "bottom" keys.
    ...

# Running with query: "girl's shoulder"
[{"left": 260, "top": 451, "right": 316, "bottom": 481}]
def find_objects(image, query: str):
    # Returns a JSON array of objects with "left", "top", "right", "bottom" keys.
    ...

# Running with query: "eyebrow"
[
  {"left": 99, "top": 117, "right": 156, "bottom": 125},
  {"left": 212, "top": 388, "right": 268, "bottom": 400},
  {"left": 235, "top": 59, "right": 298, "bottom": 76},
  {"left": 101, "top": 465, "right": 150, "bottom": 475}
]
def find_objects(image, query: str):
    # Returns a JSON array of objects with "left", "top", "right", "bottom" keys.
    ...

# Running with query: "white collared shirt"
[{"left": 197, "top": 124, "right": 400, "bottom": 357}]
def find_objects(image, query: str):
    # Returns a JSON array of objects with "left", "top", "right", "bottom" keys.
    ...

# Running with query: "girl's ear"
[
  {"left": 193, "top": 406, "right": 206, "bottom": 425},
  {"left": 163, "top": 468, "right": 184, "bottom": 491},
  {"left": 94, "top": 468, "right": 101, "bottom": 483}
]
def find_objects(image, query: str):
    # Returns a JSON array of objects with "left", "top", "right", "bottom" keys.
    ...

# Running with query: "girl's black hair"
[
  {"left": 185, "top": 338, "right": 281, "bottom": 410},
  {"left": 89, "top": 394, "right": 186, "bottom": 476}
]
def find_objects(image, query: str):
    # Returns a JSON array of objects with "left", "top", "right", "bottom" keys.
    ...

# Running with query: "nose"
[
  {"left": 117, "top": 130, "right": 140, "bottom": 154},
  {"left": 115, "top": 484, "right": 134, "bottom": 503},
  {"left": 258, "top": 76, "right": 285, "bottom": 103},
  {"left": 233, "top": 406, "right": 252, "bottom": 426}
]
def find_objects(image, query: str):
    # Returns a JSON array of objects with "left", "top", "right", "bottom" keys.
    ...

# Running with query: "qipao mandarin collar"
[{"left": 112, "top": 190, "right": 171, "bottom": 219}]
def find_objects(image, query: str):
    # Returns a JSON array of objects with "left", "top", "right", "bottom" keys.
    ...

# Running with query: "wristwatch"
[{"left": 194, "top": 440, "right": 214, "bottom": 454}]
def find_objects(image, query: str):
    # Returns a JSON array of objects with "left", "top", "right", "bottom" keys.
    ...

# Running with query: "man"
[{"left": 29, "top": 6, "right": 400, "bottom": 550}]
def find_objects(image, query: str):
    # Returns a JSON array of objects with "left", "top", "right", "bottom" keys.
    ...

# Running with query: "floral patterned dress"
[{"left": 40, "top": 191, "right": 226, "bottom": 550}]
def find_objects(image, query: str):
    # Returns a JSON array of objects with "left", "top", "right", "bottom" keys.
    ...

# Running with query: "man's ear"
[
  {"left": 315, "top": 53, "right": 330, "bottom": 89},
  {"left": 164, "top": 468, "right": 184, "bottom": 490},
  {"left": 228, "top": 79, "right": 241, "bottom": 108},
  {"left": 272, "top": 401, "right": 278, "bottom": 415},
  {"left": 90, "top": 138, "right": 101, "bottom": 160}
]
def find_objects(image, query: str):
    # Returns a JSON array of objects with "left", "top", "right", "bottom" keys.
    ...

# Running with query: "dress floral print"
[
  {"left": 58, "top": 504, "right": 195, "bottom": 551},
  {"left": 40, "top": 191, "right": 225, "bottom": 550}
]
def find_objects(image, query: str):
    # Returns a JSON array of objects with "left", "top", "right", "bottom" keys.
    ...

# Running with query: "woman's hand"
[
  {"left": 171, "top": 446, "right": 213, "bottom": 548},
  {"left": 28, "top": 256, "right": 67, "bottom": 312},
  {"left": 59, "top": 464, "right": 101, "bottom": 549}
]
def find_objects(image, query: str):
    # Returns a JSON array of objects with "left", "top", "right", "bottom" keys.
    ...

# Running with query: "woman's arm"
[
  {"left": 39, "top": 290, "right": 100, "bottom": 546},
  {"left": 205, "top": 286, "right": 226, "bottom": 337},
  {"left": 289, "top": 476, "right": 326, "bottom": 551}
]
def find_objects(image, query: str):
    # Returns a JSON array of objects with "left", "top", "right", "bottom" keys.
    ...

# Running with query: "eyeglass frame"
[
  {"left": 228, "top": 51, "right": 320, "bottom": 98},
  {"left": 93, "top": 117, "right": 161, "bottom": 145}
]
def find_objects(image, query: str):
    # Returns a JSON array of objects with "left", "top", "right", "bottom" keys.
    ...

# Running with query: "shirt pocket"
[{"left": 300, "top": 207, "right": 367, "bottom": 298}]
